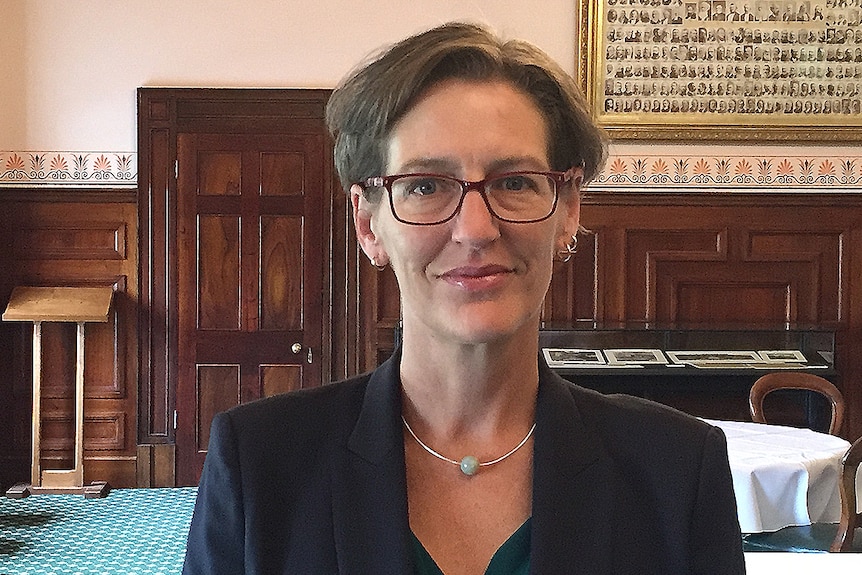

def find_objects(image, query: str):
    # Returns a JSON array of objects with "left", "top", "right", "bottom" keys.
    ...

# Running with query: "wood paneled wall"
[
  {"left": 0, "top": 190, "right": 139, "bottom": 490},
  {"left": 363, "top": 192, "right": 862, "bottom": 439},
  {"left": 1, "top": 187, "right": 860, "bottom": 489}
]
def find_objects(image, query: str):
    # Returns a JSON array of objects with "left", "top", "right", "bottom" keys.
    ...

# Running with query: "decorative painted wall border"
[
  {"left": 2, "top": 150, "right": 862, "bottom": 191},
  {"left": 0, "top": 151, "right": 137, "bottom": 187},
  {"left": 591, "top": 153, "right": 862, "bottom": 191}
]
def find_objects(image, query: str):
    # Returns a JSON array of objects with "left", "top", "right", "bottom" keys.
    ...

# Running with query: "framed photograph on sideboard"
[{"left": 542, "top": 348, "right": 606, "bottom": 367}]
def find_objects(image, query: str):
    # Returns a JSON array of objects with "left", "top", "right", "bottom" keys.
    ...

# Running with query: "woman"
[{"left": 182, "top": 22, "right": 745, "bottom": 574}]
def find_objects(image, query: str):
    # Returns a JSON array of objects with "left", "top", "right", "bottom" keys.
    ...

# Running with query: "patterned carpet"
[{"left": 0, "top": 487, "right": 197, "bottom": 575}]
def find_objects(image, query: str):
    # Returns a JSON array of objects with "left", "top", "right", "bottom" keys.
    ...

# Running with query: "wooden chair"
[
  {"left": 749, "top": 372, "right": 845, "bottom": 436},
  {"left": 833, "top": 436, "right": 862, "bottom": 551},
  {"left": 743, "top": 436, "right": 862, "bottom": 552}
]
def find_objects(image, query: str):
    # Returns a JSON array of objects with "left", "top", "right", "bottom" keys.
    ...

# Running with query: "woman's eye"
[
  {"left": 499, "top": 175, "right": 533, "bottom": 191},
  {"left": 409, "top": 179, "right": 439, "bottom": 196},
  {"left": 395, "top": 177, "right": 444, "bottom": 198}
]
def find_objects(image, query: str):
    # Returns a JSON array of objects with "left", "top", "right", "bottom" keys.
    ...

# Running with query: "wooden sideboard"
[{"left": 540, "top": 322, "right": 837, "bottom": 429}]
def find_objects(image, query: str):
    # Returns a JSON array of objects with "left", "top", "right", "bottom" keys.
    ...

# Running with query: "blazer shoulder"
[
  {"left": 564, "top": 379, "right": 718, "bottom": 449},
  {"left": 218, "top": 371, "right": 373, "bottom": 440}
]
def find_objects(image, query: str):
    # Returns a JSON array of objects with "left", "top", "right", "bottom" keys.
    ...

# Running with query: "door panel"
[
  {"left": 176, "top": 133, "right": 325, "bottom": 485},
  {"left": 261, "top": 364, "right": 302, "bottom": 397},
  {"left": 195, "top": 365, "right": 240, "bottom": 452},
  {"left": 198, "top": 215, "right": 240, "bottom": 330},
  {"left": 261, "top": 216, "right": 303, "bottom": 330}
]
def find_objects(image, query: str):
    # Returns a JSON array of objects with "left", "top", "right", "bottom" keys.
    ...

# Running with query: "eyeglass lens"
[{"left": 388, "top": 173, "right": 558, "bottom": 224}]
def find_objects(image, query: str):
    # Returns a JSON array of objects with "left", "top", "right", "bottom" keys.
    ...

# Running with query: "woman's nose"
[{"left": 450, "top": 189, "right": 500, "bottom": 245}]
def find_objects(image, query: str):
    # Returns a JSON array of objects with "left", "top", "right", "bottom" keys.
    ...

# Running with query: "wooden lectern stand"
[{"left": 3, "top": 286, "right": 114, "bottom": 499}]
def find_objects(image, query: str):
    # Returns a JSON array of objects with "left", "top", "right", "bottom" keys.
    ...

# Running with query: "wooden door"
[{"left": 175, "top": 133, "right": 325, "bottom": 485}]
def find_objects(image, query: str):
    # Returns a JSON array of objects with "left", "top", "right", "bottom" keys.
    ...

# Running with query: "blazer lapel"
[
  {"left": 331, "top": 352, "right": 413, "bottom": 574},
  {"left": 531, "top": 366, "right": 616, "bottom": 575}
]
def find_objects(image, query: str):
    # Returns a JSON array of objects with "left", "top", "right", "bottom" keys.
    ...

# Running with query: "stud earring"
[{"left": 370, "top": 257, "right": 387, "bottom": 271}]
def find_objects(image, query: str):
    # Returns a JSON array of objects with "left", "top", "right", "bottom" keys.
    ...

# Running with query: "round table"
[{"left": 702, "top": 418, "right": 852, "bottom": 533}]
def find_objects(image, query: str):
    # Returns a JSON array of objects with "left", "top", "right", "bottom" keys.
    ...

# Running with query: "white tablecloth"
[{"left": 703, "top": 418, "right": 852, "bottom": 534}]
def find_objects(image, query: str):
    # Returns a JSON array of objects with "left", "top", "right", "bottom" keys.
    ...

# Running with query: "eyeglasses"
[{"left": 358, "top": 169, "right": 576, "bottom": 226}]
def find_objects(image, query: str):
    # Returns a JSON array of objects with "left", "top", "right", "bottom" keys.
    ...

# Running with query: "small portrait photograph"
[
  {"left": 727, "top": 1, "right": 741, "bottom": 18},
  {"left": 685, "top": 1, "right": 698, "bottom": 17},
  {"left": 794, "top": 1, "right": 812, "bottom": 20},
  {"left": 739, "top": 3, "right": 757, "bottom": 20}
]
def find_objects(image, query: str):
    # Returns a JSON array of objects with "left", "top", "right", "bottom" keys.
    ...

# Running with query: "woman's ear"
[
  {"left": 559, "top": 168, "right": 584, "bottom": 238},
  {"left": 350, "top": 184, "right": 389, "bottom": 265}
]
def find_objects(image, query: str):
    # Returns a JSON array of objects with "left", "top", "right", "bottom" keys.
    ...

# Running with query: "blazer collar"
[
  {"left": 333, "top": 350, "right": 413, "bottom": 573},
  {"left": 530, "top": 361, "right": 616, "bottom": 574},
  {"left": 348, "top": 350, "right": 404, "bottom": 462}
]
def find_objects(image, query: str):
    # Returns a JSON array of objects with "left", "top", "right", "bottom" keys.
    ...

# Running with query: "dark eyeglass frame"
[{"left": 358, "top": 168, "right": 577, "bottom": 226}]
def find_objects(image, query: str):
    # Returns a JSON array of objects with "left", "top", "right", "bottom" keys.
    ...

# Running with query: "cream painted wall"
[
  {"left": 3, "top": 0, "right": 860, "bottom": 191},
  {"left": 3, "top": 0, "right": 575, "bottom": 152},
  {"left": 1, "top": 1, "right": 26, "bottom": 147}
]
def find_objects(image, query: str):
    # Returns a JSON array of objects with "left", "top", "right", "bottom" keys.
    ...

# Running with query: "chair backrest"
[
  {"left": 831, "top": 436, "right": 862, "bottom": 551},
  {"left": 749, "top": 372, "right": 845, "bottom": 435}
]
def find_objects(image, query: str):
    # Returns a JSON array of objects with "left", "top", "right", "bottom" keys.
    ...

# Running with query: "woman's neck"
[{"left": 398, "top": 328, "right": 539, "bottom": 435}]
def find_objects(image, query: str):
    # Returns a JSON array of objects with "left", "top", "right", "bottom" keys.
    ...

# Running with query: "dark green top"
[{"left": 410, "top": 518, "right": 531, "bottom": 575}]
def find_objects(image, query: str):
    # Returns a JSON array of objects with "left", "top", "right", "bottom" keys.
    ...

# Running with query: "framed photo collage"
[{"left": 579, "top": 0, "right": 862, "bottom": 139}]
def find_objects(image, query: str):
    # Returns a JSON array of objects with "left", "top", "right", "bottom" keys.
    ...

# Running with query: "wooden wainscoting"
[
  {"left": 572, "top": 192, "right": 860, "bottom": 437},
  {"left": 1, "top": 184, "right": 860, "bottom": 487},
  {"left": 0, "top": 189, "right": 139, "bottom": 490}
]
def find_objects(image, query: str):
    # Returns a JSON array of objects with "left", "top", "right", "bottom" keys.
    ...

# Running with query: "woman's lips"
[{"left": 439, "top": 265, "right": 512, "bottom": 290}]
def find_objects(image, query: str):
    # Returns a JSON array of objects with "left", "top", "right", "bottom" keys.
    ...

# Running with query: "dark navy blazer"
[{"left": 182, "top": 350, "right": 745, "bottom": 574}]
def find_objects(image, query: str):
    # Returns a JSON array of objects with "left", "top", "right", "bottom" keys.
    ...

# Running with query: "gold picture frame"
[{"left": 577, "top": 0, "right": 862, "bottom": 141}]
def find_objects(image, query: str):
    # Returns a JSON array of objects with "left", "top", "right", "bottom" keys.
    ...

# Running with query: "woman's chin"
[{"left": 440, "top": 311, "right": 539, "bottom": 346}]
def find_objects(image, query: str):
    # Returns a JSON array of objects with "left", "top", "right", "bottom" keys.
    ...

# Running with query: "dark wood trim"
[
  {"left": 0, "top": 188, "right": 137, "bottom": 203},
  {"left": 582, "top": 191, "right": 862, "bottom": 208},
  {"left": 136, "top": 443, "right": 176, "bottom": 487}
]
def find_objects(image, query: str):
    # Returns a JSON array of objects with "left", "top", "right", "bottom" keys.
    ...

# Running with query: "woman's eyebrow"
[
  {"left": 486, "top": 156, "right": 549, "bottom": 173},
  {"left": 394, "top": 156, "right": 549, "bottom": 176},
  {"left": 393, "top": 158, "right": 459, "bottom": 174}
]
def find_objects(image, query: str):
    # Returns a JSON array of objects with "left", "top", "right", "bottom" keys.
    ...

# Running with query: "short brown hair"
[{"left": 325, "top": 21, "right": 607, "bottom": 196}]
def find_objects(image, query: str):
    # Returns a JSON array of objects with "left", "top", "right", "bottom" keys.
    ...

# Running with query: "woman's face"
[{"left": 351, "top": 79, "right": 581, "bottom": 346}]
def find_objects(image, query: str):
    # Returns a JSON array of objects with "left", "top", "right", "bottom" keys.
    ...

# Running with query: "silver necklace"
[{"left": 401, "top": 416, "right": 536, "bottom": 476}]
